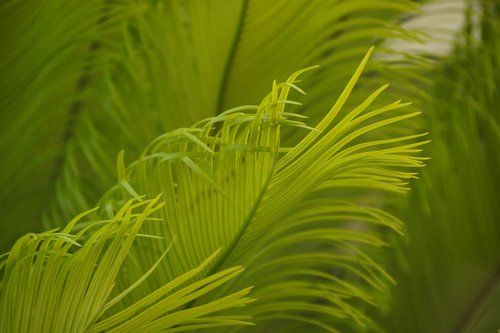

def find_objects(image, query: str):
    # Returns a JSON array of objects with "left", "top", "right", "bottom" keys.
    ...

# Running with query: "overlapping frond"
[
  {"left": 94, "top": 49, "right": 427, "bottom": 331},
  {"left": 36, "top": 0, "right": 426, "bottom": 236},
  {"left": 0, "top": 197, "right": 253, "bottom": 333},
  {"left": 39, "top": 0, "right": 254, "bottom": 230},
  {"left": 1, "top": 0, "right": 498, "bottom": 332}
]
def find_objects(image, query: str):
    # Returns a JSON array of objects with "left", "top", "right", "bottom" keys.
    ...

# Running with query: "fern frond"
[
  {"left": 35, "top": 0, "right": 425, "bottom": 236},
  {"left": 0, "top": 197, "right": 253, "bottom": 333},
  {"left": 95, "top": 49, "right": 427, "bottom": 331}
]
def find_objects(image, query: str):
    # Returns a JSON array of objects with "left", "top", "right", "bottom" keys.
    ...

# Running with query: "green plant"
[{"left": 0, "top": 0, "right": 498, "bottom": 332}]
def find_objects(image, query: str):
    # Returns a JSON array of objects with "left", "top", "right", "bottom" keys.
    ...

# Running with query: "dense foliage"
[{"left": 0, "top": 0, "right": 498, "bottom": 332}]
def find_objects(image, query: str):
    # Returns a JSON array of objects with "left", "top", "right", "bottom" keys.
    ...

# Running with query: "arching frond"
[
  {"left": 95, "top": 49, "right": 427, "bottom": 331},
  {"left": 0, "top": 197, "right": 253, "bottom": 333},
  {"left": 33, "top": 0, "right": 425, "bottom": 236}
]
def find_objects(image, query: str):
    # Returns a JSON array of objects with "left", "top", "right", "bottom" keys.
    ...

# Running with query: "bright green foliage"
[
  {"left": 95, "top": 50, "right": 426, "bottom": 331},
  {"left": 0, "top": 0, "right": 423, "bottom": 249},
  {"left": 0, "top": 51, "right": 427, "bottom": 331},
  {"left": 0, "top": 197, "right": 253, "bottom": 333},
  {"left": 1, "top": 0, "right": 499, "bottom": 332}
]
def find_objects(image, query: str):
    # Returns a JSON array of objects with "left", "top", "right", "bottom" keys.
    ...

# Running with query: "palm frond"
[
  {"left": 37, "top": 0, "right": 425, "bottom": 235},
  {"left": 0, "top": 197, "right": 253, "bottom": 333},
  {"left": 95, "top": 49, "right": 426, "bottom": 331}
]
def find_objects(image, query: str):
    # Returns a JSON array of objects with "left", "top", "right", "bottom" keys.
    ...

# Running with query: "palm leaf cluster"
[{"left": 0, "top": 0, "right": 498, "bottom": 332}]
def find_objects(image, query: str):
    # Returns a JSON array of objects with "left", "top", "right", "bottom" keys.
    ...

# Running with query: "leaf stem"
[{"left": 215, "top": 0, "right": 249, "bottom": 114}]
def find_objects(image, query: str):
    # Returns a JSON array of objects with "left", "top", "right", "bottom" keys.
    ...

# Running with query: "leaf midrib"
[
  {"left": 214, "top": 0, "right": 249, "bottom": 115},
  {"left": 194, "top": 0, "right": 251, "bottom": 279}
]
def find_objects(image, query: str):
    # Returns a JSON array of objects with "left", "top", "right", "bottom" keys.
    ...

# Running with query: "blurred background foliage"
[{"left": 0, "top": 0, "right": 498, "bottom": 332}]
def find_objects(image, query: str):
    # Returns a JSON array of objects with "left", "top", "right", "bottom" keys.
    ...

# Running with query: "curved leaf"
[
  {"left": 35, "top": 0, "right": 424, "bottom": 234},
  {"left": 0, "top": 197, "right": 253, "bottom": 333},
  {"left": 97, "top": 50, "right": 426, "bottom": 331}
]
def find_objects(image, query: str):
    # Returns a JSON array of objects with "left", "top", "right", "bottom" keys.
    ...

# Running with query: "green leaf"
[
  {"left": 0, "top": 197, "right": 253, "bottom": 333},
  {"left": 0, "top": 0, "right": 430, "bottom": 269},
  {"left": 97, "top": 49, "right": 426, "bottom": 331}
]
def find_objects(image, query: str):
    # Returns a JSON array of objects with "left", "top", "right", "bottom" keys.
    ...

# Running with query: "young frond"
[
  {"left": 0, "top": 198, "right": 253, "bottom": 333},
  {"left": 95, "top": 48, "right": 427, "bottom": 331}
]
